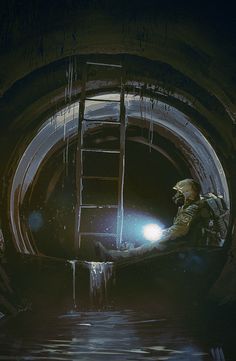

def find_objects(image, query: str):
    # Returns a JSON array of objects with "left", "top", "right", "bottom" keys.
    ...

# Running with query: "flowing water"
[
  {"left": 0, "top": 261, "right": 234, "bottom": 360},
  {"left": 68, "top": 260, "right": 77, "bottom": 309},
  {"left": 0, "top": 309, "right": 231, "bottom": 360},
  {"left": 84, "top": 261, "right": 114, "bottom": 307},
  {"left": 68, "top": 261, "right": 114, "bottom": 309}
]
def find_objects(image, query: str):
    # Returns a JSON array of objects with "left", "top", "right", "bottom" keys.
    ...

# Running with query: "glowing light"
[{"left": 142, "top": 223, "right": 163, "bottom": 242}]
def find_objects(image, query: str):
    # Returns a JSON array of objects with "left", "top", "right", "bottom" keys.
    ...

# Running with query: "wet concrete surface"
[{"left": 0, "top": 307, "right": 233, "bottom": 361}]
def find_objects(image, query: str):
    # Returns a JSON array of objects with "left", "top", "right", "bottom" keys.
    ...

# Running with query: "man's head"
[{"left": 172, "top": 179, "right": 201, "bottom": 205}]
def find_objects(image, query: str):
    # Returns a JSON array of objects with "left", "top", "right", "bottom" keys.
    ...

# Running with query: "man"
[{"left": 97, "top": 179, "right": 214, "bottom": 261}]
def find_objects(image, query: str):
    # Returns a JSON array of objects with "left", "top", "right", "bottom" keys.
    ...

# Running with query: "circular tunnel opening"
[
  {"left": 9, "top": 93, "right": 230, "bottom": 259},
  {"left": 23, "top": 137, "right": 185, "bottom": 259}
]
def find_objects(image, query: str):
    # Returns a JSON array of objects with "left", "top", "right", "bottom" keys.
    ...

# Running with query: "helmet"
[{"left": 173, "top": 179, "right": 201, "bottom": 202}]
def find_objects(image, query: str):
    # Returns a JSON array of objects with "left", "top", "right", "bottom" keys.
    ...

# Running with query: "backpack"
[{"left": 200, "top": 193, "right": 229, "bottom": 247}]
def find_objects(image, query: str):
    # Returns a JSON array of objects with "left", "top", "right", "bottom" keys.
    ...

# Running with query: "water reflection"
[{"left": 0, "top": 309, "right": 227, "bottom": 360}]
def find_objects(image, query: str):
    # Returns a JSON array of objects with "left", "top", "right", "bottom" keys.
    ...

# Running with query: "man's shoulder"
[
  {"left": 175, "top": 202, "right": 200, "bottom": 225},
  {"left": 184, "top": 201, "right": 201, "bottom": 215}
]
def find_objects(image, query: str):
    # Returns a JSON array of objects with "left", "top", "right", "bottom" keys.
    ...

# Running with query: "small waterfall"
[
  {"left": 68, "top": 260, "right": 77, "bottom": 309},
  {"left": 85, "top": 262, "right": 114, "bottom": 308},
  {"left": 68, "top": 261, "right": 114, "bottom": 310}
]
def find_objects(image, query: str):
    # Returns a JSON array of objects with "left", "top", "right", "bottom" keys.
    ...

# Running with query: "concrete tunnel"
[{"left": 0, "top": 0, "right": 236, "bottom": 317}]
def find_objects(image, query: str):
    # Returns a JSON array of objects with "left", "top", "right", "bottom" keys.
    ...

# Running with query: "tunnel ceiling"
[
  {"left": 0, "top": 0, "right": 236, "bottom": 117},
  {"left": 0, "top": 1, "right": 236, "bottom": 160}
]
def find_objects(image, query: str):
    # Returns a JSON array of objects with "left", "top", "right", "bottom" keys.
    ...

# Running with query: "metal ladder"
[{"left": 74, "top": 61, "right": 126, "bottom": 254}]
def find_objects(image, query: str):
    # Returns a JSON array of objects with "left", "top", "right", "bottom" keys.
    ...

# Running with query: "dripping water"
[
  {"left": 65, "top": 55, "right": 77, "bottom": 104},
  {"left": 68, "top": 260, "right": 77, "bottom": 309},
  {"left": 85, "top": 262, "right": 114, "bottom": 308},
  {"left": 148, "top": 98, "right": 154, "bottom": 152},
  {"left": 62, "top": 56, "right": 78, "bottom": 177},
  {"left": 65, "top": 137, "right": 69, "bottom": 176}
]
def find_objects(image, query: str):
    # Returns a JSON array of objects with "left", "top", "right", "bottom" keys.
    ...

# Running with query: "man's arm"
[
  {"left": 159, "top": 203, "right": 200, "bottom": 242},
  {"left": 98, "top": 203, "right": 200, "bottom": 262}
]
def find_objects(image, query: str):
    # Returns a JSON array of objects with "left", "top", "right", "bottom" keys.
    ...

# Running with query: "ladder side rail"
[
  {"left": 116, "top": 79, "right": 126, "bottom": 248},
  {"left": 76, "top": 61, "right": 125, "bottom": 251},
  {"left": 75, "top": 64, "right": 87, "bottom": 253}
]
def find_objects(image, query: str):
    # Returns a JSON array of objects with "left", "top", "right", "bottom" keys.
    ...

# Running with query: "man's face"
[{"left": 172, "top": 190, "right": 185, "bottom": 206}]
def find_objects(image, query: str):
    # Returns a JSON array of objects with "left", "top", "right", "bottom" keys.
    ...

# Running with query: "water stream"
[
  {"left": 68, "top": 260, "right": 77, "bottom": 309},
  {"left": 85, "top": 262, "right": 114, "bottom": 307},
  {"left": 68, "top": 261, "right": 114, "bottom": 309}
]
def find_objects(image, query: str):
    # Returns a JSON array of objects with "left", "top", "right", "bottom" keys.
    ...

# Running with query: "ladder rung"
[
  {"left": 85, "top": 98, "right": 120, "bottom": 103},
  {"left": 81, "top": 148, "right": 120, "bottom": 154},
  {"left": 82, "top": 176, "right": 118, "bottom": 181},
  {"left": 79, "top": 232, "right": 117, "bottom": 237},
  {"left": 86, "top": 61, "right": 122, "bottom": 68},
  {"left": 83, "top": 119, "right": 121, "bottom": 125},
  {"left": 80, "top": 204, "right": 118, "bottom": 209}
]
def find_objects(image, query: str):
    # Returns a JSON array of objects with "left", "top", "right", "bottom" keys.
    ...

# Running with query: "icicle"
[
  {"left": 65, "top": 137, "right": 69, "bottom": 176},
  {"left": 63, "top": 111, "right": 66, "bottom": 141},
  {"left": 148, "top": 98, "right": 154, "bottom": 152},
  {"left": 148, "top": 119, "right": 154, "bottom": 152},
  {"left": 69, "top": 58, "right": 73, "bottom": 102},
  {"left": 85, "top": 262, "right": 113, "bottom": 308},
  {"left": 54, "top": 113, "right": 57, "bottom": 130},
  {"left": 74, "top": 56, "right": 77, "bottom": 82},
  {"left": 67, "top": 59, "right": 71, "bottom": 99},
  {"left": 64, "top": 87, "right": 67, "bottom": 104},
  {"left": 65, "top": 55, "right": 77, "bottom": 104},
  {"left": 72, "top": 101, "right": 75, "bottom": 121},
  {"left": 68, "top": 260, "right": 77, "bottom": 309},
  {"left": 62, "top": 55, "right": 78, "bottom": 179}
]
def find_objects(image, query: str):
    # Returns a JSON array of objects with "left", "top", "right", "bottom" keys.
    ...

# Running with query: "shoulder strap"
[{"left": 204, "top": 194, "right": 228, "bottom": 218}]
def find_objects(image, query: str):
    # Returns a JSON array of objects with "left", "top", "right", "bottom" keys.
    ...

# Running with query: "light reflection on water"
[{"left": 0, "top": 309, "right": 224, "bottom": 361}]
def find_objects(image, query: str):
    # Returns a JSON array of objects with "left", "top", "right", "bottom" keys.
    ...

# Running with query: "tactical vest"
[{"left": 199, "top": 193, "right": 229, "bottom": 247}]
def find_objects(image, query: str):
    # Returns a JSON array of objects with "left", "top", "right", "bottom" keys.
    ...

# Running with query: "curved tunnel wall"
[{"left": 10, "top": 93, "right": 230, "bottom": 255}]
